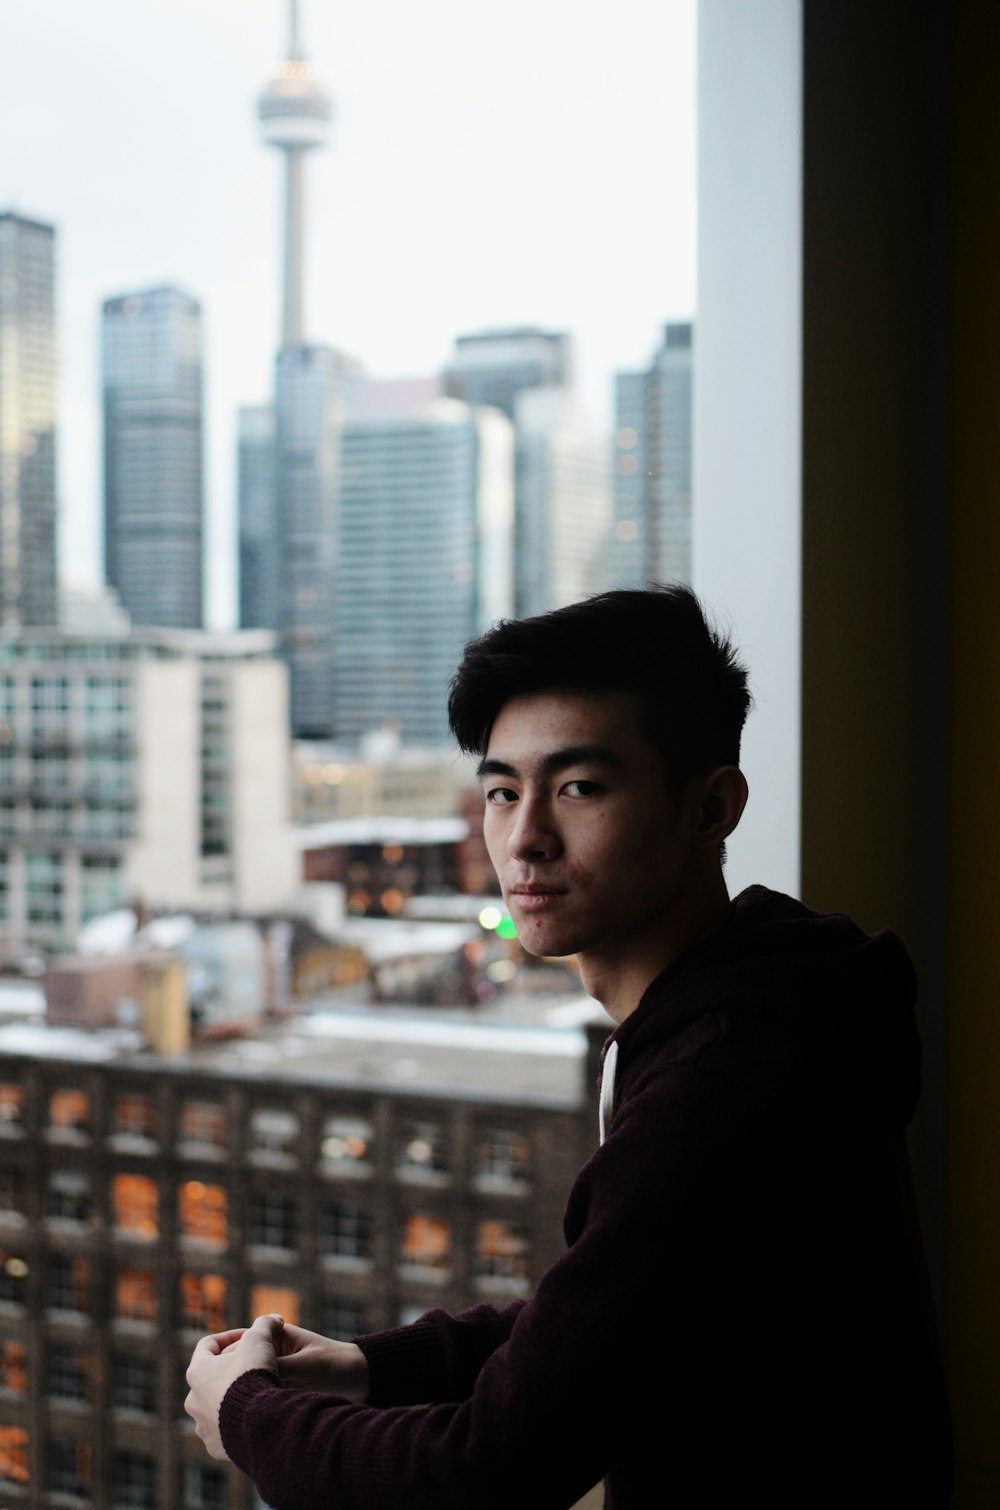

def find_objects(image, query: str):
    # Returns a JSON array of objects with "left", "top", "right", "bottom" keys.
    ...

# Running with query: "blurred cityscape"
[{"left": 0, "top": 4, "right": 692, "bottom": 1506}]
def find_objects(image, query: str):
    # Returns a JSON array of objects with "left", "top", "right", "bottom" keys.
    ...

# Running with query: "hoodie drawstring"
[{"left": 599, "top": 1039, "right": 619, "bottom": 1145}]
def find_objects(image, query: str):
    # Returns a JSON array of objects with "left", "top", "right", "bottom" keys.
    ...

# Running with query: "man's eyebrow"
[{"left": 477, "top": 744, "right": 623, "bottom": 780}]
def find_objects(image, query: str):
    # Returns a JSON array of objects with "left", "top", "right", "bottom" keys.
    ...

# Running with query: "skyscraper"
[
  {"left": 332, "top": 386, "right": 513, "bottom": 746},
  {"left": 444, "top": 328, "right": 608, "bottom": 618},
  {"left": 611, "top": 321, "right": 693, "bottom": 587},
  {"left": 102, "top": 286, "right": 204, "bottom": 628},
  {"left": 243, "top": 0, "right": 346, "bottom": 736},
  {"left": 0, "top": 212, "right": 58, "bottom": 627}
]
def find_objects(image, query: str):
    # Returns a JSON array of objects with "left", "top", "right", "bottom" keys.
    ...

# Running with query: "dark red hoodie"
[{"left": 220, "top": 886, "right": 952, "bottom": 1507}]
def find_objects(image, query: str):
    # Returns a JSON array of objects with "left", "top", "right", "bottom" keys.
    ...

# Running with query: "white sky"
[{"left": 2, "top": 0, "right": 696, "bottom": 627}]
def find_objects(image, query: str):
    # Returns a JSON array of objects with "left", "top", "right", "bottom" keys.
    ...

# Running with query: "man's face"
[{"left": 479, "top": 689, "right": 699, "bottom": 967}]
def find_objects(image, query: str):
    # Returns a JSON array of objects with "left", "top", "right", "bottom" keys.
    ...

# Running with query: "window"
[
  {"left": 396, "top": 1121, "right": 448, "bottom": 1182},
  {"left": 48, "top": 1438, "right": 92, "bottom": 1499},
  {"left": 115, "top": 1266, "right": 157, "bottom": 1324},
  {"left": 321, "top": 1297, "right": 365, "bottom": 1337},
  {"left": 0, "top": 1338, "right": 26, "bottom": 1396},
  {"left": 0, "top": 1253, "right": 28, "bottom": 1306},
  {"left": 0, "top": 1168, "right": 25, "bottom": 1221},
  {"left": 180, "top": 1273, "right": 227, "bottom": 1334},
  {"left": 249, "top": 1108, "right": 299, "bottom": 1161},
  {"left": 46, "top": 1255, "right": 90, "bottom": 1315},
  {"left": 398, "top": 1212, "right": 452, "bottom": 1276},
  {"left": 474, "top": 1128, "right": 531, "bottom": 1190},
  {"left": 249, "top": 1285, "right": 299, "bottom": 1325},
  {"left": 247, "top": 1193, "right": 296, "bottom": 1252},
  {"left": 45, "top": 1343, "right": 90, "bottom": 1402},
  {"left": 0, "top": 1425, "right": 28, "bottom": 1487},
  {"left": 113, "top": 1093, "right": 155, "bottom": 1141},
  {"left": 319, "top": 1115, "right": 373, "bottom": 1176},
  {"left": 475, "top": 1219, "right": 530, "bottom": 1290},
  {"left": 178, "top": 1182, "right": 227, "bottom": 1247},
  {"left": 319, "top": 1201, "right": 371, "bottom": 1267},
  {"left": 112, "top": 1174, "right": 159, "bottom": 1238},
  {"left": 46, "top": 1170, "right": 91, "bottom": 1224},
  {"left": 179, "top": 1101, "right": 226, "bottom": 1152},
  {"left": 49, "top": 1087, "right": 89, "bottom": 1136},
  {"left": 0, "top": 1084, "right": 24, "bottom": 1133},
  {"left": 112, "top": 1353, "right": 156, "bottom": 1415},
  {"left": 113, "top": 1451, "right": 156, "bottom": 1510},
  {"left": 181, "top": 1463, "right": 226, "bottom": 1510}
]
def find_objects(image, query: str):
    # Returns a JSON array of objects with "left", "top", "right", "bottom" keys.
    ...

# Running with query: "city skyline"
[{"left": 0, "top": 0, "right": 696, "bottom": 628}]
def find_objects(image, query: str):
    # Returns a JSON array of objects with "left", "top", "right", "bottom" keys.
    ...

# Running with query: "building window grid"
[
  {"left": 114, "top": 1266, "right": 157, "bottom": 1324},
  {"left": 47, "top": 1437, "right": 92, "bottom": 1499},
  {"left": 0, "top": 1337, "right": 26, "bottom": 1396},
  {"left": 112, "top": 1352, "right": 157, "bottom": 1415},
  {"left": 179, "top": 1101, "right": 227, "bottom": 1152},
  {"left": 396, "top": 1120, "right": 449, "bottom": 1182},
  {"left": 46, "top": 1255, "right": 90, "bottom": 1315},
  {"left": 320, "top": 1201, "right": 372, "bottom": 1265},
  {"left": 45, "top": 1343, "right": 90, "bottom": 1403},
  {"left": 46, "top": 1169, "right": 92, "bottom": 1224},
  {"left": 112, "top": 1450, "right": 156, "bottom": 1510},
  {"left": 247, "top": 1192, "right": 297, "bottom": 1252}
]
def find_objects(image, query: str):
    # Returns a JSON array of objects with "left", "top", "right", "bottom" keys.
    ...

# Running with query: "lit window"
[
  {"left": 113, "top": 1093, "right": 155, "bottom": 1140},
  {"left": 247, "top": 1193, "right": 297, "bottom": 1252},
  {"left": 48, "top": 1088, "right": 89, "bottom": 1135},
  {"left": 249, "top": 1108, "right": 299, "bottom": 1160},
  {"left": 113, "top": 1450, "right": 156, "bottom": 1510},
  {"left": 474, "top": 1128, "right": 532, "bottom": 1190},
  {"left": 48, "top": 1439, "right": 92, "bottom": 1499},
  {"left": 399, "top": 1212, "right": 451, "bottom": 1275},
  {"left": 0, "top": 1338, "right": 26, "bottom": 1395},
  {"left": 115, "top": 1267, "right": 157, "bottom": 1323},
  {"left": 179, "top": 1101, "right": 226, "bottom": 1151},
  {"left": 0, "top": 1253, "right": 28, "bottom": 1306},
  {"left": 475, "top": 1220, "right": 530, "bottom": 1289},
  {"left": 396, "top": 1121, "right": 448, "bottom": 1182},
  {"left": 319, "top": 1116, "right": 373, "bottom": 1175},
  {"left": 320, "top": 1201, "right": 371, "bottom": 1266},
  {"left": 45, "top": 1343, "right": 90, "bottom": 1402},
  {"left": 112, "top": 1353, "right": 157, "bottom": 1414},
  {"left": 250, "top": 1285, "right": 298, "bottom": 1325},
  {"left": 0, "top": 1084, "right": 24, "bottom": 1131},
  {"left": 0, "top": 1425, "right": 28, "bottom": 1486},
  {"left": 180, "top": 1273, "right": 227, "bottom": 1334},
  {"left": 46, "top": 1169, "right": 91, "bottom": 1224},
  {"left": 112, "top": 1174, "right": 159, "bottom": 1238},
  {"left": 46, "top": 1255, "right": 90, "bottom": 1315},
  {"left": 178, "top": 1182, "right": 227, "bottom": 1247}
]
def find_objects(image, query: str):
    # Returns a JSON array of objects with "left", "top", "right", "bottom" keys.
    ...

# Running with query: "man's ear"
[{"left": 692, "top": 766, "right": 749, "bottom": 847}]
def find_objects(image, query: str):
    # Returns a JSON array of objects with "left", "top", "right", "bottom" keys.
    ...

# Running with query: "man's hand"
[
  {"left": 273, "top": 1323, "right": 370, "bottom": 1400},
  {"left": 185, "top": 1313, "right": 282, "bottom": 1460}
]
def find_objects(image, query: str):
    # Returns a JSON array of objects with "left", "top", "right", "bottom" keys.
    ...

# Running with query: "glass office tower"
[
  {"left": 0, "top": 212, "right": 58, "bottom": 627},
  {"left": 102, "top": 287, "right": 204, "bottom": 629}
]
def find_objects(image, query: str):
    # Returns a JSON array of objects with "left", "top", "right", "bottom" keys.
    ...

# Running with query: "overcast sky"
[{"left": 2, "top": 0, "right": 696, "bottom": 626}]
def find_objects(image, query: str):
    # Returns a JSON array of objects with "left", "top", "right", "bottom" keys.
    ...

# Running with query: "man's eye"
[
  {"left": 564, "top": 780, "right": 600, "bottom": 797},
  {"left": 485, "top": 787, "right": 517, "bottom": 805}
]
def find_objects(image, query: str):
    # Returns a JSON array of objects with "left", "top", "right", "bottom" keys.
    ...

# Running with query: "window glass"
[
  {"left": 180, "top": 1273, "right": 227, "bottom": 1333},
  {"left": 475, "top": 1219, "right": 530, "bottom": 1288},
  {"left": 0, "top": 1084, "right": 24, "bottom": 1131},
  {"left": 0, "top": 1168, "right": 25, "bottom": 1220},
  {"left": 249, "top": 1285, "right": 298, "bottom": 1325},
  {"left": 48, "top": 1087, "right": 89, "bottom": 1135},
  {"left": 319, "top": 1201, "right": 371, "bottom": 1266},
  {"left": 47, "top": 1439, "right": 92, "bottom": 1499},
  {"left": 113, "top": 1450, "right": 156, "bottom": 1510},
  {"left": 112, "top": 1353, "right": 157, "bottom": 1414},
  {"left": 0, "top": 1252, "right": 28, "bottom": 1306},
  {"left": 0, "top": 1425, "right": 29, "bottom": 1487},
  {"left": 249, "top": 1108, "right": 299, "bottom": 1159},
  {"left": 178, "top": 1182, "right": 227, "bottom": 1247},
  {"left": 115, "top": 1266, "right": 157, "bottom": 1323},
  {"left": 247, "top": 1192, "right": 296, "bottom": 1251},
  {"left": 474, "top": 1127, "right": 531, "bottom": 1188},
  {"left": 398, "top": 1212, "right": 451, "bottom": 1275},
  {"left": 112, "top": 1174, "right": 159, "bottom": 1238},
  {"left": 0, "top": 1338, "right": 26, "bottom": 1396},
  {"left": 46, "top": 1169, "right": 91, "bottom": 1223},
  {"left": 321, "top": 1297, "right": 366, "bottom": 1337},
  {"left": 46, "top": 1255, "right": 90, "bottom": 1315},
  {"left": 113, "top": 1093, "right": 156, "bottom": 1140},
  {"left": 45, "top": 1343, "right": 90, "bottom": 1402},
  {"left": 319, "top": 1115, "right": 373, "bottom": 1174},
  {"left": 396, "top": 1120, "right": 448, "bottom": 1181},
  {"left": 179, "top": 1101, "right": 226, "bottom": 1151},
  {"left": 181, "top": 1462, "right": 227, "bottom": 1510}
]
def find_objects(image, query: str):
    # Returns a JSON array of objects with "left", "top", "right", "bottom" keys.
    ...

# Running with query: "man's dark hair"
[{"left": 448, "top": 585, "right": 751, "bottom": 794}]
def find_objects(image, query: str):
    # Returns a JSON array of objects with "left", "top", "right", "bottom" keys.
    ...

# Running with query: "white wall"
[{"left": 694, "top": 0, "right": 802, "bottom": 898}]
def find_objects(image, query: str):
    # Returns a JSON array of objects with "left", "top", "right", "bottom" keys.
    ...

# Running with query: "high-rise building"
[
  {"left": 331, "top": 387, "right": 513, "bottom": 746},
  {"left": 102, "top": 287, "right": 204, "bottom": 629},
  {"left": 0, "top": 212, "right": 58, "bottom": 627},
  {"left": 444, "top": 329, "right": 608, "bottom": 618},
  {"left": 610, "top": 321, "right": 693, "bottom": 587},
  {"left": 0, "top": 628, "right": 295, "bottom": 957},
  {"left": 237, "top": 405, "right": 278, "bottom": 631}
]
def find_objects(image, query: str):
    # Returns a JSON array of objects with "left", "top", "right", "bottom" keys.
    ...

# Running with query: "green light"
[{"left": 496, "top": 917, "right": 518, "bottom": 940}]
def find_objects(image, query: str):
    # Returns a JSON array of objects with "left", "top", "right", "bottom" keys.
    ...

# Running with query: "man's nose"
[{"left": 508, "top": 796, "right": 559, "bottom": 860}]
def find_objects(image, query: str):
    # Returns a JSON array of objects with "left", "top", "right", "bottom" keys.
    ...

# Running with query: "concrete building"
[
  {"left": 0, "top": 1005, "right": 599, "bottom": 1510},
  {"left": 611, "top": 321, "right": 693, "bottom": 588},
  {"left": 102, "top": 287, "right": 204, "bottom": 629},
  {"left": 0, "top": 212, "right": 58, "bottom": 628},
  {"left": 331, "top": 390, "right": 513, "bottom": 747},
  {"left": 0, "top": 629, "right": 296, "bottom": 958}
]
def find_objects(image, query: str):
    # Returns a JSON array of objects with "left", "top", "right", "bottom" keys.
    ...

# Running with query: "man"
[{"left": 187, "top": 587, "right": 951, "bottom": 1507}]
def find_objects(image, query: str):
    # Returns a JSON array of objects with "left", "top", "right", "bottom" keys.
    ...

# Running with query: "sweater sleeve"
[
  {"left": 356, "top": 1301, "right": 527, "bottom": 1406},
  {"left": 217, "top": 1037, "right": 751, "bottom": 1510}
]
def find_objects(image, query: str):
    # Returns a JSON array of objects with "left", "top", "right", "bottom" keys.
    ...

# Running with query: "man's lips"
[{"left": 510, "top": 884, "right": 568, "bottom": 912}]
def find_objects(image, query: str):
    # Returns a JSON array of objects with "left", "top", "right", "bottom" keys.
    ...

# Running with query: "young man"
[{"left": 186, "top": 587, "right": 951, "bottom": 1507}]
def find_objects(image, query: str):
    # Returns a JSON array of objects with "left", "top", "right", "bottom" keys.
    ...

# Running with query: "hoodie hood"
[{"left": 604, "top": 885, "right": 921, "bottom": 1132}]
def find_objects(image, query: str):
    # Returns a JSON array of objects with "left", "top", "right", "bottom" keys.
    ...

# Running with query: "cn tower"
[{"left": 258, "top": 0, "right": 332, "bottom": 347}]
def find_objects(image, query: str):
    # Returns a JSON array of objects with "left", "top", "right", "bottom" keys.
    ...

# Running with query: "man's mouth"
[{"left": 510, "top": 884, "right": 568, "bottom": 912}]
